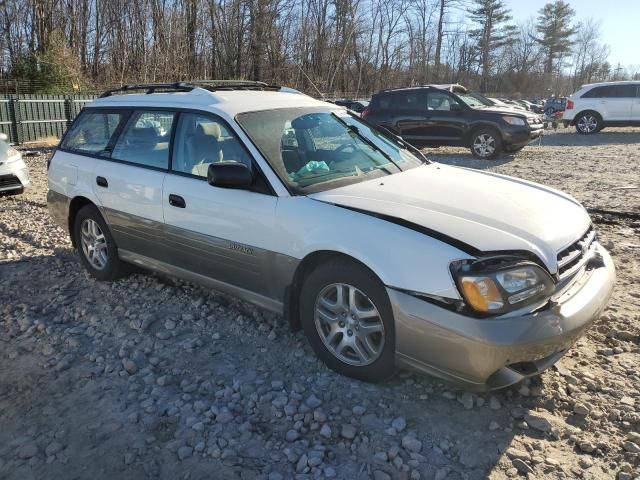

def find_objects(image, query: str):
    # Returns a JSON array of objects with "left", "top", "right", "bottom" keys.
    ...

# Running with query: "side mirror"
[
  {"left": 450, "top": 103, "right": 462, "bottom": 112},
  {"left": 207, "top": 162, "right": 253, "bottom": 189}
]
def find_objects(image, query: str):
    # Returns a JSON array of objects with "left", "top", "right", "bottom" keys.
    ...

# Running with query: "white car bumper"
[{"left": 0, "top": 156, "right": 30, "bottom": 192}]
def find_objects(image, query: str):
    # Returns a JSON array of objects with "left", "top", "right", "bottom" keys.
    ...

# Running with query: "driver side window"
[{"left": 172, "top": 113, "right": 253, "bottom": 178}]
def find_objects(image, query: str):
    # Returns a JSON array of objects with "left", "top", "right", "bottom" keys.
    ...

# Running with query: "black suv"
[{"left": 362, "top": 85, "right": 544, "bottom": 159}]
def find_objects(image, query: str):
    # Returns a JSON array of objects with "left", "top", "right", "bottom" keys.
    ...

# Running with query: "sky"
[{"left": 502, "top": 0, "right": 638, "bottom": 67}]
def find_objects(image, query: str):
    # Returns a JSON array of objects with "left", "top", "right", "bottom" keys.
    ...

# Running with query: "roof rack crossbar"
[
  {"left": 186, "top": 79, "right": 270, "bottom": 87},
  {"left": 99, "top": 82, "right": 194, "bottom": 98},
  {"left": 99, "top": 80, "right": 282, "bottom": 98}
]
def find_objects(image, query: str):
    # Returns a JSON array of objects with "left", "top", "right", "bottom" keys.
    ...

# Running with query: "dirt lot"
[{"left": 0, "top": 127, "right": 639, "bottom": 480}]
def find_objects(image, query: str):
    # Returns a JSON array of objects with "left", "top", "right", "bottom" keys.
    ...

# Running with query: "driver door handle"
[{"left": 168, "top": 194, "right": 186, "bottom": 208}]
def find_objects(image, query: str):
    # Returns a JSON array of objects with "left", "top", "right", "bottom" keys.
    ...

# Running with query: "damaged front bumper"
[{"left": 389, "top": 243, "right": 615, "bottom": 391}]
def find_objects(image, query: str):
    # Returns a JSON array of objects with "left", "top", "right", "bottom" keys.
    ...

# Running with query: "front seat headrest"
[{"left": 196, "top": 122, "right": 222, "bottom": 140}]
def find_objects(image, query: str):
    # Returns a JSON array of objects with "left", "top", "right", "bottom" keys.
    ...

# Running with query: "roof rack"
[
  {"left": 99, "top": 80, "right": 281, "bottom": 98},
  {"left": 99, "top": 82, "right": 191, "bottom": 98},
  {"left": 379, "top": 83, "right": 468, "bottom": 94}
]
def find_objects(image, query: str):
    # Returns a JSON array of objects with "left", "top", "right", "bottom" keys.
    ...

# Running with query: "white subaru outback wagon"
[{"left": 47, "top": 81, "right": 615, "bottom": 390}]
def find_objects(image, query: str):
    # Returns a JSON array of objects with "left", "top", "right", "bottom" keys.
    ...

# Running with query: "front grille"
[
  {"left": 0, "top": 174, "right": 22, "bottom": 190},
  {"left": 556, "top": 225, "right": 596, "bottom": 279}
]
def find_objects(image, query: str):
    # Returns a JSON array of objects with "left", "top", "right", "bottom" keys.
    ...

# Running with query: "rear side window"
[
  {"left": 583, "top": 85, "right": 637, "bottom": 98},
  {"left": 371, "top": 94, "right": 391, "bottom": 110},
  {"left": 610, "top": 85, "right": 638, "bottom": 97},
  {"left": 395, "top": 91, "right": 427, "bottom": 111},
  {"left": 111, "top": 111, "right": 176, "bottom": 169},
  {"left": 582, "top": 87, "right": 605, "bottom": 98},
  {"left": 62, "top": 111, "right": 123, "bottom": 154}
]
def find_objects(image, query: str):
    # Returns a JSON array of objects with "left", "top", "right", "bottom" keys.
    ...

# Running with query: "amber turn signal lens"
[{"left": 460, "top": 277, "right": 504, "bottom": 313}]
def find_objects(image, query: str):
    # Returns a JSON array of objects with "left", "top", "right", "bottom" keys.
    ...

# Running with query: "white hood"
[{"left": 310, "top": 164, "right": 591, "bottom": 272}]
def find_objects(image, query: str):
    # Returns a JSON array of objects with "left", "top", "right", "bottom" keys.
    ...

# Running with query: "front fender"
[{"left": 273, "top": 196, "right": 472, "bottom": 299}]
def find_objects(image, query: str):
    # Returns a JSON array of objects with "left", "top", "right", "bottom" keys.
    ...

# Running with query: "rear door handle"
[
  {"left": 96, "top": 176, "right": 108, "bottom": 188},
  {"left": 168, "top": 194, "right": 186, "bottom": 208}
]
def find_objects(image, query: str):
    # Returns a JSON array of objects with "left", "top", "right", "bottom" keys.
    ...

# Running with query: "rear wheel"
[
  {"left": 300, "top": 260, "right": 395, "bottom": 382},
  {"left": 575, "top": 112, "right": 600, "bottom": 134},
  {"left": 73, "top": 204, "right": 128, "bottom": 281},
  {"left": 470, "top": 128, "right": 502, "bottom": 160}
]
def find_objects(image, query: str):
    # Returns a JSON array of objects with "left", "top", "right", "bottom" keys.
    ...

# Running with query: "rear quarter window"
[{"left": 62, "top": 111, "right": 124, "bottom": 154}]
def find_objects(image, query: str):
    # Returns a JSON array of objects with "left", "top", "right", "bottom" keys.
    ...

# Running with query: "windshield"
[
  {"left": 236, "top": 107, "right": 424, "bottom": 194},
  {"left": 456, "top": 92, "right": 493, "bottom": 108}
]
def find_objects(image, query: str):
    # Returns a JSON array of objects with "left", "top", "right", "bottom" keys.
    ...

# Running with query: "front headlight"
[
  {"left": 5, "top": 147, "right": 21, "bottom": 162},
  {"left": 502, "top": 116, "right": 526, "bottom": 126},
  {"left": 451, "top": 258, "right": 554, "bottom": 315}
]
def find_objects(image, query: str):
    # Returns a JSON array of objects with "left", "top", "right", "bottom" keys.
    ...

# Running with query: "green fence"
[{"left": 0, "top": 94, "right": 97, "bottom": 144}]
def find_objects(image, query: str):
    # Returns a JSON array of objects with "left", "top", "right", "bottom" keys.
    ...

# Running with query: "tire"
[
  {"left": 299, "top": 259, "right": 396, "bottom": 382},
  {"left": 469, "top": 127, "right": 503, "bottom": 160},
  {"left": 73, "top": 204, "right": 127, "bottom": 281},
  {"left": 575, "top": 112, "right": 601, "bottom": 135}
]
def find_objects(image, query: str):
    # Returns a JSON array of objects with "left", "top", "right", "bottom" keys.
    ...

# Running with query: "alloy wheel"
[
  {"left": 80, "top": 218, "right": 108, "bottom": 270},
  {"left": 577, "top": 115, "right": 598, "bottom": 133},
  {"left": 473, "top": 134, "right": 496, "bottom": 158},
  {"left": 314, "top": 283, "right": 385, "bottom": 366}
]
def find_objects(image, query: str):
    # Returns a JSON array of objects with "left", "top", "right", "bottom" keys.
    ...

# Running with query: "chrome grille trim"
[{"left": 556, "top": 226, "right": 596, "bottom": 279}]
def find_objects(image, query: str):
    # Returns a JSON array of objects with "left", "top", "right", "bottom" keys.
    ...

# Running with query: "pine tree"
[
  {"left": 467, "top": 0, "right": 515, "bottom": 92},
  {"left": 535, "top": 0, "right": 577, "bottom": 74}
]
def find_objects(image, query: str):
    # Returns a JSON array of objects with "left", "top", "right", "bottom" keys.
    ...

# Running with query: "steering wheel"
[{"left": 335, "top": 143, "right": 357, "bottom": 154}]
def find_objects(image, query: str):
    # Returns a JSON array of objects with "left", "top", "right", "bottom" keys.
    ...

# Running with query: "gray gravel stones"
[
  {"left": 285, "top": 429, "right": 299, "bottom": 442},
  {"left": 524, "top": 413, "right": 553, "bottom": 433},
  {"left": 373, "top": 470, "right": 391, "bottom": 480},
  {"left": 319, "top": 424, "right": 332, "bottom": 438},
  {"left": 1, "top": 140, "right": 639, "bottom": 479},
  {"left": 401, "top": 434, "right": 422, "bottom": 453},
  {"left": 17, "top": 443, "right": 38, "bottom": 460},
  {"left": 391, "top": 416, "right": 407, "bottom": 432},
  {"left": 121, "top": 358, "right": 138, "bottom": 375},
  {"left": 340, "top": 424, "right": 357, "bottom": 440},
  {"left": 305, "top": 394, "right": 322, "bottom": 409},
  {"left": 44, "top": 442, "right": 63, "bottom": 457},
  {"left": 512, "top": 458, "right": 534, "bottom": 474},
  {"left": 177, "top": 446, "right": 193, "bottom": 460}
]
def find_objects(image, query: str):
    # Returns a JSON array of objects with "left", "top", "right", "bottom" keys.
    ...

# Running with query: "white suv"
[
  {"left": 563, "top": 81, "right": 640, "bottom": 134},
  {"left": 47, "top": 81, "right": 615, "bottom": 390}
]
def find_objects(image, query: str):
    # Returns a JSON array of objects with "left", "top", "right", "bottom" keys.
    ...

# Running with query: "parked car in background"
[
  {"left": 563, "top": 81, "right": 640, "bottom": 134},
  {"left": 527, "top": 100, "right": 544, "bottom": 114},
  {"left": 543, "top": 97, "right": 567, "bottom": 116},
  {"left": 498, "top": 98, "right": 528, "bottom": 111},
  {"left": 363, "top": 85, "right": 544, "bottom": 159},
  {"left": 516, "top": 99, "right": 543, "bottom": 114},
  {"left": 47, "top": 81, "right": 615, "bottom": 390},
  {"left": 0, "top": 133, "right": 30, "bottom": 194},
  {"left": 333, "top": 99, "right": 370, "bottom": 115}
]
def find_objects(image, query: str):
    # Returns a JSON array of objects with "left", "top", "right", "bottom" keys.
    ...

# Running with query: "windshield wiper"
[
  {"left": 344, "top": 111, "right": 429, "bottom": 164},
  {"left": 377, "top": 125, "right": 429, "bottom": 164},
  {"left": 330, "top": 113, "right": 403, "bottom": 173}
]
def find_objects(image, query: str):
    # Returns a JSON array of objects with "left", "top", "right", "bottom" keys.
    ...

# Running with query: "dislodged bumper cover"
[{"left": 389, "top": 243, "right": 615, "bottom": 390}]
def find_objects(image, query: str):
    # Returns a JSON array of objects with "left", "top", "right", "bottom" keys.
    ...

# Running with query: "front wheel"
[
  {"left": 300, "top": 260, "right": 396, "bottom": 382},
  {"left": 575, "top": 113, "right": 600, "bottom": 134},
  {"left": 470, "top": 128, "right": 502, "bottom": 160}
]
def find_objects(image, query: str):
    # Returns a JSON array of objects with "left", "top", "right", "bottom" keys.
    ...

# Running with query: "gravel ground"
[{"left": 0, "top": 127, "right": 638, "bottom": 480}]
